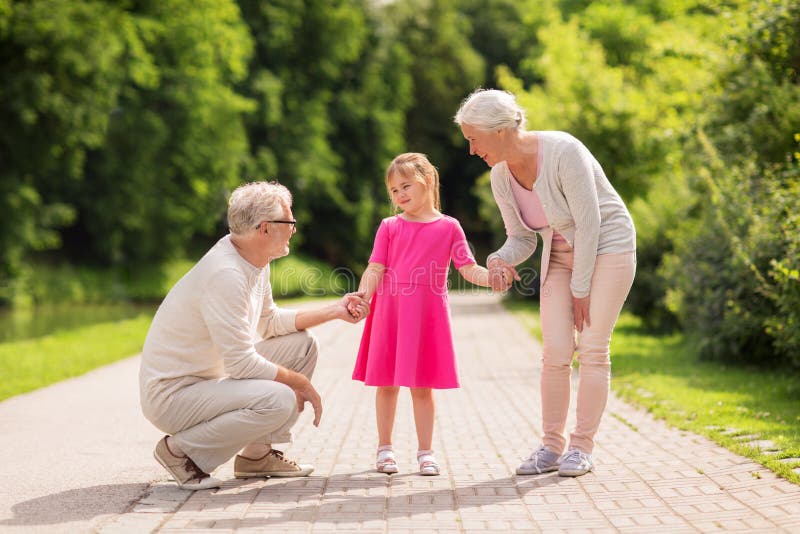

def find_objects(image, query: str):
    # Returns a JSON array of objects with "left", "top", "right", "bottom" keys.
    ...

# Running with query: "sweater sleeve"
[
  {"left": 557, "top": 142, "right": 601, "bottom": 297},
  {"left": 200, "top": 268, "right": 279, "bottom": 380},
  {"left": 486, "top": 167, "right": 538, "bottom": 266},
  {"left": 258, "top": 272, "right": 298, "bottom": 338}
]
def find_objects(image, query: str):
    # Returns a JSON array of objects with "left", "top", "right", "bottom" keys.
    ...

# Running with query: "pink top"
[{"left": 509, "top": 138, "right": 566, "bottom": 242}]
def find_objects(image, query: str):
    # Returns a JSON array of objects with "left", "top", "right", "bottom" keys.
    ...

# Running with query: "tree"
[
  {"left": 76, "top": 0, "right": 254, "bottom": 265},
  {"left": 0, "top": 0, "right": 134, "bottom": 300},
  {"left": 237, "top": 0, "right": 414, "bottom": 269},
  {"left": 382, "top": 0, "right": 485, "bottom": 251}
]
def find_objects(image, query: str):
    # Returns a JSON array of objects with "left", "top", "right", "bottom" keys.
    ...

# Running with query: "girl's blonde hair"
[{"left": 385, "top": 152, "right": 441, "bottom": 210}]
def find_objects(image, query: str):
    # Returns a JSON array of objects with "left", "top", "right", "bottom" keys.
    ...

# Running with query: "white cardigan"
[{"left": 486, "top": 131, "right": 636, "bottom": 297}]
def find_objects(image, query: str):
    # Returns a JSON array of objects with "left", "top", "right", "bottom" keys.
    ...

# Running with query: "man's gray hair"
[
  {"left": 454, "top": 88, "right": 526, "bottom": 131},
  {"left": 227, "top": 181, "right": 292, "bottom": 235}
]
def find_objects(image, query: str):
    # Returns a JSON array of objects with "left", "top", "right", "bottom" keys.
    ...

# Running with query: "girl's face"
[
  {"left": 460, "top": 123, "right": 506, "bottom": 167},
  {"left": 387, "top": 172, "right": 432, "bottom": 215}
]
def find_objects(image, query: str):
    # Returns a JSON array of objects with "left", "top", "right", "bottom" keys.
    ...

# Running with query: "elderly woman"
[{"left": 455, "top": 89, "right": 636, "bottom": 477}]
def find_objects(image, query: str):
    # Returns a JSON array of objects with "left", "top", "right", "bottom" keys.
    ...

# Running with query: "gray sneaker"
[
  {"left": 516, "top": 445, "right": 561, "bottom": 475},
  {"left": 558, "top": 449, "right": 594, "bottom": 477}
]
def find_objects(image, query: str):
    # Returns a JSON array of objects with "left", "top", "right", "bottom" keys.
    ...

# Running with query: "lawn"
[
  {"left": 0, "top": 313, "right": 154, "bottom": 402},
  {"left": 504, "top": 299, "right": 800, "bottom": 485}
]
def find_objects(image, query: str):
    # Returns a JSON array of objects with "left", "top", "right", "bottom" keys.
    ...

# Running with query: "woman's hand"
[
  {"left": 487, "top": 258, "right": 520, "bottom": 291},
  {"left": 572, "top": 295, "right": 591, "bottom": 332}
]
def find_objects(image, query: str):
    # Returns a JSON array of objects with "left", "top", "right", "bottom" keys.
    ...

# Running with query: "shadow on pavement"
[
  {"left": 1, "top": 483, "right": 150, "bottom": 526},
  {"left": 181, "top": 472, "right": 571, "bottom": 528}
]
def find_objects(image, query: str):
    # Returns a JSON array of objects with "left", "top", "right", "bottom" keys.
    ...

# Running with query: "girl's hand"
[
  {"left": 572, "top": 295, "right": 591, "bottom": 332},
  {"left": 487, "top": 258, "right": 519, "bottom": 291},
  {"left": 342, "top": 292, "right": 369, "bottom": 322}
]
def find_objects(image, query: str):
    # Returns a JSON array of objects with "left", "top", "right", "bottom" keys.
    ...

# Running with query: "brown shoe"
[
  {"left": 234, "top": 449, "right": 314, "bottom": 478},
  {"left": 153, "top": 436, "right": 221, "bottom": 490}
]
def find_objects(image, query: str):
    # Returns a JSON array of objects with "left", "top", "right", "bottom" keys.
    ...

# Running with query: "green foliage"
[
  {"left": 706, "top": 0, "right": 800, "bottom": 165},
  {"left": 79, "top": 0, "right": 254, "bottom": 265},
  {"left": 662, "top": 133, "right": 800, "bottom": 366},
  {"left": 0, "top": 0, "right": 124, "bottom": 294},
  {"left": 0, "top": 0, "right": 254, "bottom": 285},
  {"left": 237, "top": 0, "right": 411, "bottom": 270},
  {"left": 580, "top": 2, "right": 654, "bottom": 68},
  {"left": 385, "top": 0, "right": 485, "bottom": 224},
  {"left": 658, "top": 0, "right": 800, "bottom": 366}
]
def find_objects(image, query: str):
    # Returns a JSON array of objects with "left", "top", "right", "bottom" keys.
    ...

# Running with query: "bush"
[{"left": 661, "top": 133, "right": 800, "bottom": 367}]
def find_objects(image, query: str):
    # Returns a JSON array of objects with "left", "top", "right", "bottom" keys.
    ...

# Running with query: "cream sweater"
[
  {"left": 486, "top": 131, "right": 636, "bottom": 297},
  {"left": 139, "top": 235, "right": 297, "bottom": 405}
]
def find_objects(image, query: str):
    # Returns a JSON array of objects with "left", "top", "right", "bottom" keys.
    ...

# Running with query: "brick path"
[{"left": 102, "top": 293, "right": 800, "bottom": 533}]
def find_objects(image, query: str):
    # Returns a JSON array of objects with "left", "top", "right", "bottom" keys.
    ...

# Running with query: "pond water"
[{"left": 0, "top": 302, "right": 157, "bottom": 343}]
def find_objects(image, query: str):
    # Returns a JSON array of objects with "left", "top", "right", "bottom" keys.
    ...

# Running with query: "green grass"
[
  {"left": 0, "top": 313, "right": 154, "bottom": 402},
  {"left": 504, "top": 299, "right": 800, "bottom": 485}
]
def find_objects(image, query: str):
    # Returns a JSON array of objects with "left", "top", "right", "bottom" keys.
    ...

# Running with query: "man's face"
[{"left": 264, "top": 202, "right": 296, "bottom": 259}]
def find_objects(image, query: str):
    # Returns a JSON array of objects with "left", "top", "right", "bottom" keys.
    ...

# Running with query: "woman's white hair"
[
  {"left": 227, "top": 181, "right": 292, "bottom": 235},
  {"left": 454, "top": 88, "right": 526, "bottom": 131}
]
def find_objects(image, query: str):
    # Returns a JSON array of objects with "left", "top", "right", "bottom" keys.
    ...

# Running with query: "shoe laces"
[
  {"left": 525, "top": 445, "right": 552, "bottom": 464},
  {"left": 269, "top": 449, "right": 299, "bottom": 467},
  {"left": 561, "top": 449, "right": 587, "bottom": 465},
  {"left": 183, "top": 457, "right": 210, "bottom": 481}
]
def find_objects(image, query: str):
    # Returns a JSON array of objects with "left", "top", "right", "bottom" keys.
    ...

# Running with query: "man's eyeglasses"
[{"left": 256, "top": 220, "right": 297, "bottom": 229}]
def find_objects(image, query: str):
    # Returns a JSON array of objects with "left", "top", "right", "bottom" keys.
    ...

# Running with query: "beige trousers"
[
  {"left": 540, "top": 241, "right": 636, "bottom": 454},
  {"left": 144, "top": 330, "right": 319, "bottom": 473}
]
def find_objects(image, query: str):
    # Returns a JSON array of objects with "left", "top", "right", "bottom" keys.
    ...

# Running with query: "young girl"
[{"left": 350, "top": 152, "right": 491, "bottom": 476}]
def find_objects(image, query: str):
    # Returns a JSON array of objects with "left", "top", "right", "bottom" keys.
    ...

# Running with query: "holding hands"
[
  {"left": 342, "top": 292, "right": 370, "bottom": 322},
  {"left": 487, "top": 258, "right": 520, "bottom": 292}
]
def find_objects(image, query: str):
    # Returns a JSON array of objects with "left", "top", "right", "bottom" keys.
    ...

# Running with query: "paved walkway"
[{"left": 2, "top": 293, "right": 799, "bottom": 533}]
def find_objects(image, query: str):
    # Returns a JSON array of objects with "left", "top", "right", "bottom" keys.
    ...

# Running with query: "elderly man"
[{"left": 140, "top": 181, "right": 368, "bottom": 490}]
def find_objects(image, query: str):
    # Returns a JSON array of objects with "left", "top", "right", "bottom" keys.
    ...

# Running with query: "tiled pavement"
[{"left": 101, "top": 292, "right": 800, "bottom": 533}]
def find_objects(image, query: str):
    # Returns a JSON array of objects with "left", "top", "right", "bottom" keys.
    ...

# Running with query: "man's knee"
[
  {"left": 252, "top": 383, "right": 297, "bottom": 423},
  {"left": 297, "top": 330, "right": 319, "bottom": 378}
]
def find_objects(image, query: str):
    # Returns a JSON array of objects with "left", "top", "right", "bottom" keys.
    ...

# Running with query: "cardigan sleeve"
[{"left": 556, "top": 141, "right": 601, "bottom": 297}]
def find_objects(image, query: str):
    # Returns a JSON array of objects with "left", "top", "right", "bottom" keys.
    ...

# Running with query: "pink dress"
[{"left": 352, "top": 215, "right": 476, "bottom": 389}]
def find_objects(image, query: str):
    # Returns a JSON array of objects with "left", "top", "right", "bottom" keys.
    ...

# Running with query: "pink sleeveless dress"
[{"left": 352, "top": 215, "right": 476, "bottom": 389}]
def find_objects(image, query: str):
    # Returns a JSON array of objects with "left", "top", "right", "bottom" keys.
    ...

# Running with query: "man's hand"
[
  {"left": 294, "top": 381, "right": 322, "bottom": 427},
  {"left": 342, "top": 292, "right": 370, "bottom": 322},
  {"left": 275, "top": 367, "right": 322, "bottom": 426},
  {"left": 487, "top": 258, "right": 520, "bottom": 292},
  {"left": 572, "top": 295, "right": 591, "bottom": 333}
]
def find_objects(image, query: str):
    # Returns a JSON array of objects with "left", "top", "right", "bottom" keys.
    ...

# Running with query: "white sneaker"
[
  {"left": 516, "top": 445, "right": 561, "bottom": 475},
  {"left": 417, "top": 450, "right": 440, "bottom": 476},
  {"left": 558, "top": 449, "right": 594, "bottom": 477},
  {"left": 376, "top": 447, "right": 398, "bottom": 474}
]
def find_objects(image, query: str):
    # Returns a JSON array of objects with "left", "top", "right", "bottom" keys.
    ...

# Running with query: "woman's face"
[{"left": 460, "top": 123, "right": 505, "bottom": 167}]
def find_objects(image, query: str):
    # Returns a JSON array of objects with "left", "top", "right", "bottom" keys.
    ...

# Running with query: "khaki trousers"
[
  {"left": 540, "top": 241, "right": 636, "bottom": 454},
  {"left": 143, "top": 330, "right": 319, "bottom": 473}
]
